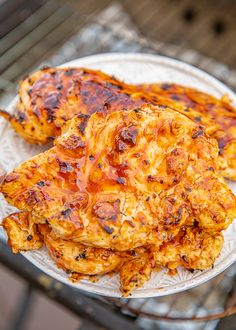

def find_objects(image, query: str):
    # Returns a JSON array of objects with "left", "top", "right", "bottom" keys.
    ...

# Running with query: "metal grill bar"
[
  {"left": 0, "top": 0, "right": 46, "bottom": 39},
  {"left": 1, "top": 1, "right": 59, "bottom": 54},
  {"left": 0, "top": 4, "right": 73, "bottom": 74}
]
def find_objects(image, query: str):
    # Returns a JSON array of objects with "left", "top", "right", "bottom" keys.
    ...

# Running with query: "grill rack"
[{"left": 1, "top": 1, "right": 236, "bottom": 329}]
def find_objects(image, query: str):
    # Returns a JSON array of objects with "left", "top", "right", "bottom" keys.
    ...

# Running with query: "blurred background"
[{"left": 1, "top": 0, "right": 236, "bottom": 329}]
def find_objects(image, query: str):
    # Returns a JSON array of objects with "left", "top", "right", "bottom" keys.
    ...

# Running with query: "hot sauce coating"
[{"left": 1, "top": 105, "right": 236, "bottom": 295}]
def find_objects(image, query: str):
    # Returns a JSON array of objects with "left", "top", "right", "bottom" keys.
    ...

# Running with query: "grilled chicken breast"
[
  {"left": 3, "top": 209, "right": 154, "bottom": 295},
  {"left": 0, "top": 67, "right": 217, "bottom": 144},
  {"left": 139, "top": 83, "right": 236, "bottom": 180},
  {"left": 152, "top": 226, "right": 224, "bottom": 271}
]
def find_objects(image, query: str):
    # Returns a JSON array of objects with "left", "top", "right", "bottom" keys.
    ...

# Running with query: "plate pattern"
[{"left": 0, "top": 53, "right": 236, "bottom": 298}]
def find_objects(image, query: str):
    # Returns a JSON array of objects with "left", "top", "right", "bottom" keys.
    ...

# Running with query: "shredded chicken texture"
[
  {"left": 1, "top": 67, "right": 236, "bottom": 179},
  {"left": 1, "top": 105, "right": 236, "bottom": 295}
]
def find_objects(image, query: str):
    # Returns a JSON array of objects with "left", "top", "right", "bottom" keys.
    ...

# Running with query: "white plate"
[{"left": 0, "top": 53, "right": 236, "bottom": 298}]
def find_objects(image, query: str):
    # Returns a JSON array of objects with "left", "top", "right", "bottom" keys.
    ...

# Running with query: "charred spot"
[
  {"left": 57, "top": 84, "right": 63, "bottom": 90},
  {"left": 146, "top": 196, "right": 150, "bottom": 202},
  {"left": 37, "top": 181, "right": 45, "bottom": 187},
  {"left": 125, "top": 220, "right": 135, "bottom": 227},
  {"left": 159, "top": 179, "right": 164, "bottom": 184},
  {"left": 115, "top": 140, "right": 128, "bottom": 153},
  {"left": 77, "top": 115, "right": 89, "bottom": 135},
  {"left": 164, "top": 218, "right": 173, "bottom": 225},
  {"left": 161, "top": 83, "right": 171, "bottom": 90},
  {"left": 80, "top": 90, "right": 89, "bottom": 97},
  {"left": 153, "top": 193, "right": 157, "bottom": 199},
  {"left": 46, "top": 108, "right": 55, "bottom": 123},
  {"left": 192, "top": 129, "right": 204, "bottom": 139},
  {"left": 75, "top": 252, "right": 86, "bottom": 260},
  {"left": 28, "top": 88, "right": 33, "bottom": 95},
  {"left": 133, "top": 153, "right": 141, "bottom": 158},
  {"left": 171, "top": 95, "right": 180, "bottom": 101},
  {"left": 27, "top": 235, "right": 33, "bottom": 241},
  {"left": 169, "top": 198, "right": 176, "bottom": 205},
  {"left": 62, "top": 134, "right": 85, "bottom": 149},
  {"left": 64, "top": 69, "right": 74, "bottom": 76},
  {"left": 104, "top": 225, "right": 114, "bottom": 234},
  {"left": 134, "top": 108, "right": 141, "bottom": 113},
  {"left": 61, "top": 208, "right": 72, "bottom": 218},
  {"left": 97, "top": 163, "right": 102, "bottom": 169},
  {"left": 44, "top": 93, "right": 61, "bottom": 110},
  {"left": 104, "top": 102, "right": 111, "bottom": 110},
  {"left": 47, "top": 136, "right": 55, "bottom": 142},
  {"left": 158, "top": 104, "right": 167, "bottom": 109},
  {"left": 218, "top": 138, "right": 226, "bottom": 154},
  {"left": 147, "top": 175, "right": 157, "bottom": 182},
  {"left": 119, "top": 126, "right": 138, "bottom": 146},
  {"left": 57, "top": 160, "right": 73, "bottom": 173},
  {"left": 194, "top": 116, "right": 202, "bottom": 122},
  {"left": 16, "top": 112, "right": 26, "bottom": 123},
  {"left": 143, "top": 159, "right": 150, "bottom": 165},
  {"left": 105, "top": 82, "right": 121, "bottom": 90},
  {"left": 130, "top": 250, "right": 137, "bottom": 257},
  {"left": 188, "top": 269, "right": 195, "bottom": 273},
  {"left": 116, "top": 177, "right": 126, "bottom": 184},
  {"left": 181, "top": 255, "right": 188, "bottom": 263},
  {"left": 89, "top": 155, "right": 95, "bottom": 161},
  {"left": 193, "top": 219, "right": 199, "bottom": 228},
  {"left": 178, "top": 206, "right": 183, "bottom": 220},
  {"left": 185, "top": 186, "right": 192, "bottom": 192},
  {"left": 104, "top": 95, "right": 120, "bottom": 103},
  {"left": 208, "top": 167, "right": 214, "bottom": 171},
  {"left": 40, "top": 65, "right": 51, "bottom": 70}
]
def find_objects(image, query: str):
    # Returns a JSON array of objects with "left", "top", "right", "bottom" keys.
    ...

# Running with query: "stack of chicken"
[{"left": 0, "top": 68, "right": 236, "bottom": 296}]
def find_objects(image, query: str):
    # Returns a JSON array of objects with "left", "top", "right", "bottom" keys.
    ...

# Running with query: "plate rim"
[{"left": 3, "top": 52, "right": 236, "bottom": 298}]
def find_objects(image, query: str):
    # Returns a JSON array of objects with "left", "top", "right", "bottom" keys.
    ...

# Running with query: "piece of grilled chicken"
[
  {"left": 139, "top": 83, "right": 236, "bottom": 181},
  {"left": 1, "top": 211, "right": 224, "bottom": 295},
  {"left": 2, "top": 211, "right": 153, "bottom": 295},
  {"left": 2, "top": 67, "right": 236, "bottom": 180}
]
